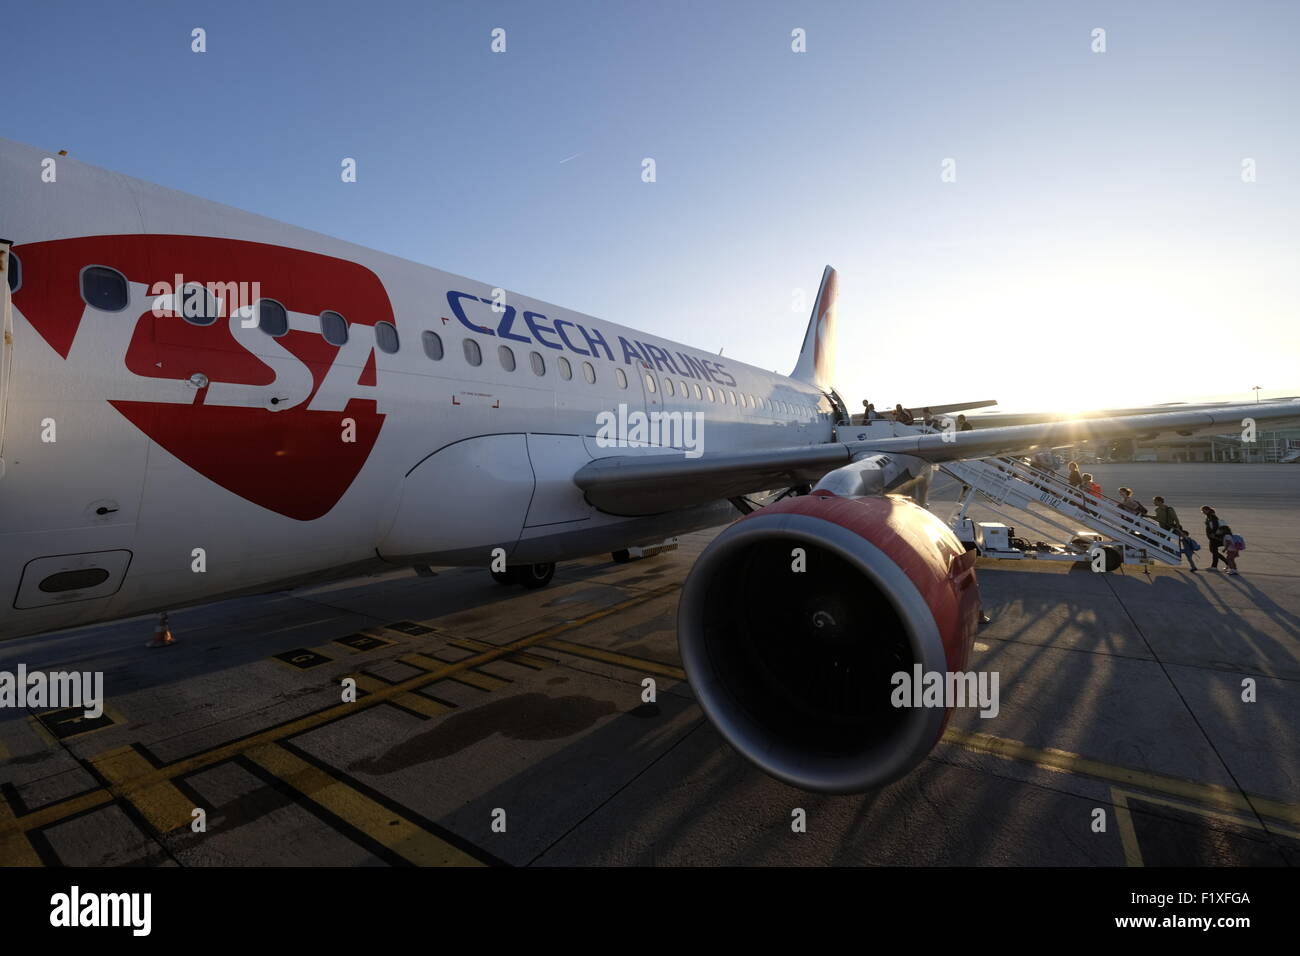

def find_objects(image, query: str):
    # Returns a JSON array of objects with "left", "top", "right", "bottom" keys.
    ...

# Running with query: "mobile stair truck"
[{"left": 938, "top": 454, "right": 1182, "bottom": 572}]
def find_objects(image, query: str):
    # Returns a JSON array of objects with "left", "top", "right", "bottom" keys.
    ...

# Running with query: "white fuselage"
[{"left": 0, "top": 140, "right": 834, "bottom": 640}]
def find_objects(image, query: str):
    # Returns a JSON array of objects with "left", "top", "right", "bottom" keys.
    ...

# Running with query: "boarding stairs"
[{"left": 938, "top": 453, "right": 1183, "bottom": 566}]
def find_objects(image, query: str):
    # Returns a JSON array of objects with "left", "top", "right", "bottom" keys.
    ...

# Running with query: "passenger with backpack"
[
  {"left": 1151, "top": 496, "right": 1181, "bottom": 532},
  {"left": 1201, "top": 505, "right": 1227, "bottom": 570},
  {"left": 1219, "top": 525, "right": 1245, "bottom": 575},
  {"left": 1177, "top": 529, "right": 1201, "bottom": 571}
]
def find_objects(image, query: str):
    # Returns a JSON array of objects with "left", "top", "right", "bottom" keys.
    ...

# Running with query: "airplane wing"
[{"left": 575, "top": 400, "right": 1300, "bottom": 516}]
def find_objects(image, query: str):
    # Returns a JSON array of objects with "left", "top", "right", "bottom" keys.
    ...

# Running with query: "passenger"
[
  {"left": 893, "top": 404, "right": 914, "bottom": 425},
  {"left": 1219, "top": 525, "right": 1244, "bottom": 575},
  {"left": 1117, "top": 487, "right": 1148, "bottom": 516},
  {"left": 922, "top": 407, "right": 935, "bottom": 427},
  {"left": 1067, "top": 461, "right": 1084, "bottom": 487},
  {"left": 866, "top": 402, "right": 880, "bottom": 421},
  {"left": 957, "top": 413, "right": 973, "bottom": 431},
  {"left": 1201, "top": 506, "right": 1227, "bottom": 571},
  {"left": 1032, "top": 449, "right": 1056, "bottom": 471},
  {"left": 1150, "top": 496, "right": 1181, "bottom": 532},
  {"left": 1081, "top": 473, "right": 1102, "bottom": 497},
  {"left": 1177, "top": 528, "right": 1201, "bottom": 572}
]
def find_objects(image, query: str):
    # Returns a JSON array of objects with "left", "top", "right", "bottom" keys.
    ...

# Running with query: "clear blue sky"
[{"left": 5, "top": 0, "right": 1298, "bottom": 411}]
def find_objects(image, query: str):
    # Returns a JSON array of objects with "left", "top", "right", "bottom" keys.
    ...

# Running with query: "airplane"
[{"left": 3, "top": 137, "right": 1298, "bottom": 794}]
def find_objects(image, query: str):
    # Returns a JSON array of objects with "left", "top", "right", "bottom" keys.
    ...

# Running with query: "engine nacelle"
[
  {"left": 677, "top": 491, "right": 982, "bottom": 793},
  {"left": 813, "top": 452, "right": 931, "bottom": 500}
]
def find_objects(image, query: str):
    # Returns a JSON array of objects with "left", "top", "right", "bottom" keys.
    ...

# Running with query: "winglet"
[{"left": 790, "top": 265, "right": 837, "bottom": 389}]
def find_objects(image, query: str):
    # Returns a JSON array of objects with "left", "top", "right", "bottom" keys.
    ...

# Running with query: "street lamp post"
[{"left": 1253, "top": 385, "right": 1262, "bottom": 403}]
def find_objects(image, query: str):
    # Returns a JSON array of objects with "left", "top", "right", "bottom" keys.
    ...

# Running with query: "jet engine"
[{"left": 676, "top": 490, "right": 983, "bottom": 793}]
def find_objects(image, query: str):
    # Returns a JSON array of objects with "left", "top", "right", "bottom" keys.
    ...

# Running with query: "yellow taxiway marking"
[
  {"left": 1109, "top": 786, "right": 1300, "bottom": 867},
  {"left": 943, "top": 729, "right": 1300, "bottom": 828},
  {"left": 446, "top": 669, "right": 509, "bottom": 691},
  {"left": 244, "top": 743, "right": 482, "bottom": 866},
  {"left": 398, "top": 651, "right": 509, "bottom": 689},
  {"left": 0, "top": 581, "right": 679, "bottom": 845},
  {"left": 353, "top": 673, "right": 453, "bottom": 718},
  {"left": 447, "top": 637, "right": 555, "bottom": 670},
  {"left": 398, "top": 651, "right": 510, "bottom": 691},
  {"left": 1111, "top": 790, "right": 1145, "bottom": 867},
  {"left": 544, "top": 639, "right": 688, "bottom": 681},
  {"left": 90, "top": 746, "right": 196, "bottom": 834},
  {"left": 0, "top": 790, "right": 42, "bottom": 866}
]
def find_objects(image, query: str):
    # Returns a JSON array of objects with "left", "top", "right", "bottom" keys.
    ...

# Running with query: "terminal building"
[{"left": 1127, "top": 426, "right": 1300, "bottom": 463}]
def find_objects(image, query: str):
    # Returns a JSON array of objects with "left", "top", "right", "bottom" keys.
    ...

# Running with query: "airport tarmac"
[{"left": 1, "top": 463, "right": 1297, "bottom": 866}]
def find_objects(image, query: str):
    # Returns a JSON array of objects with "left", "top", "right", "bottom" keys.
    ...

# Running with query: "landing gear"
[
  {"left": 513, "top": 562, "right": 555, "bottom": 589},
  {"left": 491, "top": 563, "right": 556, "bottom": 588},
  {"left": 611, "top": 549, "right": 631, "bottom": 564}
]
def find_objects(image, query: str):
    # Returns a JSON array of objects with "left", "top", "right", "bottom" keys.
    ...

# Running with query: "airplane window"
[
  {"left": 257, "top": 299, "right": 288, "bottom": 337},
  {"left": 463, "top": 338, "right": 482, "bottom": 366},
  {"left": 498, "top": 344, "right": 516, "bottom": 371},
  {"left": 728, "top": 391, "right": 737, "bottom": 405},
  {"left": 693, "top": 383, "right": 702, "bottom": 399},
  {"left": 645, "top": 373, "right": 657, "bottom": 393},
  {"left": 320, "top": 311, "right": 349, "bottom": 346},
  {"left": 664, "top": 378, "right": 675, "bottom": 396},
  {"left": 80, "top": 265, "right": 128, "bottom": 312},
  {"left": 5, "top": 251, "right": 19, "bottom": 292},
  {"left": 422, "top": 330, "right": 444, "bottom": 360},
  {"left": 680, "top": 380, "right": 689, "bottom": 397},
  {"left": 375, "top": 321, "right": 399, "bottom": 354},
  {"left": 582, "top": 361, "right": 595, "bottom": 384},
  {"left": 180, "top": 284, "right": 220, "bottom": 326},
  {"left": 616, "top": 367, "right": 627, "bottom": 389},
  {"left": 705, "top": 385, "right": 715, "bottom": 402},
  {"left": 530, "top": 351, "right": 546, "bottom": 376},
  {"left": 558, "top": 356, "right": 572, "bottom": 380}
]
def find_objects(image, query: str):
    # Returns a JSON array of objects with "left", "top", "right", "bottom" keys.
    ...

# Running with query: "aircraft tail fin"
[{"left": 790, "top": 265, "right": 837, "bottom": 390}]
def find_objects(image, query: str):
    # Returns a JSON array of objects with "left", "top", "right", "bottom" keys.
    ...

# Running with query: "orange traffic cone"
[{"left": 147, "top": 613, "right": 175, "bottom": 648}]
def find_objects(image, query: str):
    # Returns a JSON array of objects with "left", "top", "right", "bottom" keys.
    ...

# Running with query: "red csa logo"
[
  {"left": 12, "top": 235, "right": 393, "bottom": 520},
  {"left": 813, "top": 268, "right": 837, "bottom": 384}
]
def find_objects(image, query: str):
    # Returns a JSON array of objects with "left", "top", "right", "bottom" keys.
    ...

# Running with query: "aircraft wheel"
[
  {"left": 490, "top": 569, "right": 515, "bottom": 585},
  {"left": 515, "top": 562, "right": 556, "bottom": 589},
  {"left": 611, "top": 549, "right": 631, "bottom": 564}
]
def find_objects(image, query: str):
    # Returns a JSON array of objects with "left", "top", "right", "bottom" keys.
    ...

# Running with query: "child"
[
  {"left": 1219, "top": 525, "right": 1243, "bottom": 575},
  {"left": 1177, "top": 528, "right": 1201, "bottom": 571}
]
